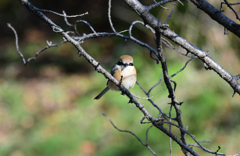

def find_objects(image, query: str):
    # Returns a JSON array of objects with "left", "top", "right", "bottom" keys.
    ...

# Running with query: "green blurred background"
[{"left": 1, "top": 0, "right": 240, "bottom": 156}]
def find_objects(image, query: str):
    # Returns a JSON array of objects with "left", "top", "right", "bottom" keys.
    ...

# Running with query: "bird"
[{"left": 94, "top": 55, "right": 137, "bottom": 100}]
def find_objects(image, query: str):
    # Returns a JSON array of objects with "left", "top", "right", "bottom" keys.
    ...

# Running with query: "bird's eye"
[
  {"left": 117, "top": 60, "right": 124, "bottom": 66},
  {"left": 129, "top": 63, "right": 134, "bottom": 66}
]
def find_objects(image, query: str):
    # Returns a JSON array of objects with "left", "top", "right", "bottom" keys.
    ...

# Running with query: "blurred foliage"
[{"left": 1, "top": 0, "right": 240, "bottom": 156}]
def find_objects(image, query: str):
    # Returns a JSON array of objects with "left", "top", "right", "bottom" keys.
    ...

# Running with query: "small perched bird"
[{"left": 94, "top": 55, "right": 137, "bottom": 100}]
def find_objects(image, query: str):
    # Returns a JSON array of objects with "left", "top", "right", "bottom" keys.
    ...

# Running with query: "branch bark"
[
  {"left": 17, "top": 0, "right": 199, "bottom": 155},
  {"left": 155, "top": 32, "right": 189, "bottom": 155},
  {"left": 13, "top": 0, "right": 240, "bottom": 155},
  {"left": 190, "top": 0, "right": 240, "bottom": 38},
  {"left": 122, "top": 0, "right": 240, "bottom": 95}
]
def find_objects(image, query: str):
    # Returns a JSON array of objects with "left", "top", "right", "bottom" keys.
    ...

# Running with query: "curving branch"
[
  {"left": 12, "top": 0, "right": 198, "bottom": 155},
  {"left": 7, "top": 24, "right": 67, "bottom": 65},
  {"left": 155, "top": 30, "right": 189, "bottom": 155},
  {"left": 170, "top": 56, "right": 195, "bottom": 79},
  {"left": 122, "top": 0, "right": 240, "bottom": 96},
  {"left": 102, "top": 112, "right": 157, "bottom": 156},
  {"left": 190, "top": 0, "right": 240, "bottom": 38},
  {"left": 220, "top": 0, "right": 240, "bottom": 21},
  {"left": 9, "top": 0, "right": 240, "bottom": 155},
  {"left": 17, "top": 0, "right": 158, "bottom": 121}
]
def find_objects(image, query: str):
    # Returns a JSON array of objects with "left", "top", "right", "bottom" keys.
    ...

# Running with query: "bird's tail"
[{"left": 94, "top": 87, "right": 110, "bottom": 100}]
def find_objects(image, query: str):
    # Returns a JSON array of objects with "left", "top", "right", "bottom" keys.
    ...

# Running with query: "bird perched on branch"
[{"left": 94, "top": 55, "right": 137, "bottom": 99}]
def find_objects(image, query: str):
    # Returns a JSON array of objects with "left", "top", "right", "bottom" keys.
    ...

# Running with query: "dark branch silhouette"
[{"left": 8, "top": 0, "right": 240, "bottom": 155}]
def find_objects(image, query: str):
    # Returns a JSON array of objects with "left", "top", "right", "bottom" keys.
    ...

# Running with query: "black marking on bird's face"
[
  {"left": 117, "top": 59, "right": 134, "bottom": 71},
  {"left": 117, "top": 59, "right": 125, "bottom": 66},
  {"left": 129, "top": 62, "right": 134, "bottom": 66},
  {"left": 118, "top": 59, "right": 133, "bottom": 66}
]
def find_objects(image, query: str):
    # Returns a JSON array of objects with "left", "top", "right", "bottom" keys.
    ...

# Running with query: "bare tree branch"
[
  {"left": 36, "top": 8, "right": 88, "bottom": 18},
  {"left": 122, "top": 0, "right": 240, "bottom": 96},
  {"left": 18, "top": 0, "right": 159, "bottom": 133},
  {"left": 190, "top": 0, "right": 240, "bottom": 37},
  {"left": 170, "top": 56, "right": 195, "bottom": 79},
  {"left": 9, "top": 0, "right": 240, "bottom": 155},
  {"left": 7, "top": 23, "right": 27, "bottom": 65},
  {"left": 220, "top": 0, "right": 240, "bottom": 21},
  {"left": 165, "top": 3, "right": 176, "bottom": 24},
  {"left": 102, "top": 112, "right": 157, "bottom": 156}
]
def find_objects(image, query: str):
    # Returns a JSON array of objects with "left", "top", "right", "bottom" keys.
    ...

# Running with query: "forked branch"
[{"left": 9, "top": 0, "right": 240, "bottom": 155}]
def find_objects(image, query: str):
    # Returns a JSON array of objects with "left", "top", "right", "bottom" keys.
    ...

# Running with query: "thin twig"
[
  {"left": 148, "top": 0, "right": 176, "bottom": 11},
  {"left": 129, "top": 20, "right": 159, "bottom": 59},
  {"left": 169, "top": 56, "right": 195, "bottom": 79},
  {"left": 148, "top": 72, "right": 163, "bottom": 95},
  {"left": 156, "top": 30, "right": 188, "bottom": 155},
  {"left": 13, "top": 0, "right": 240, "bottom": 155},
  {"left": 126, "top": 0, "right": 240, "bottom": 94},
  {"left": 132, "top": 93, "right": 153, "bottom": 100},
  {"left": 145, "top": 125, "right": 156, "bottom": 155},
  {"left": 136, "top": 81, "right": 175, "bottom": 120},
  {"left": 26, "top": 40, "right": 67, "bottom": 64},
  {"left": 161, "top": 121, "right": 228, "bottom": 155},
  {"left": 108, "top": 0, "right": 117, "bottom": 33},
  {"left": 162, "top": 37, "right": 196, "bottom": 58},
  {"left": 188, "top": 139, "right": 211, "bottom": 148},
  {"left": 129, "top": 20, "right": 155, "bottom": 35},
  {"left": 36, "top": 8, "right": 88, "bottom": 18},
  {"left": 75, "top": 20, "right": 97, "bottom": 33},
  {"left": 137, "top": 80, "right": 179, "bottom": 122},
  {"left": 169, "top": 104, "right": 173, "bottom": 156},
  {"left": 7, "top": 23, "right": 67, "bottom": 65},
  {"left": 102, "top": 112, "right": 157, "bottom": 156},
  {"left": 177, "top": 0, "right": 184, "bottom": 6},
  {"left": 7, "top": 23, "right": 26, "bottom": 65},
  {"left": 63, "top": 11, "right": 72, "bottom": 26},
  {"left": 146, "top": 125, "right": 153, "bottom": 144},
  {"left": 222, "top": 0, "right": 240, "bottom": 21},
  {"left": 165, "top": 3, "right": 175, "bottom": 24}
]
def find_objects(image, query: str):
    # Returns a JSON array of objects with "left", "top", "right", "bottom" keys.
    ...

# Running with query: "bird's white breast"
[{"left": 121, "top": 66, "right": 136, "bottom": 89}]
